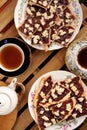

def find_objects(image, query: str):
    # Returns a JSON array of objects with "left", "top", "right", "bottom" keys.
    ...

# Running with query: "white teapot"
[{"left": 0, "top": 78, "right": 25, "bottom": 115}]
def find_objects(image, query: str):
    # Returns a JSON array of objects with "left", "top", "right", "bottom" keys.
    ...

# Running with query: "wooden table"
[{"left": 0, "top": 0, "right": 87, "bottom": 130}]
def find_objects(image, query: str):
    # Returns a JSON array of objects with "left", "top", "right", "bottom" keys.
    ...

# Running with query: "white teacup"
[
  {"left": 0, "top": 43, "right": 24, "bottom": 72},
  {"left": 75, "top": 45, "right": 87, "bottom": 73}
]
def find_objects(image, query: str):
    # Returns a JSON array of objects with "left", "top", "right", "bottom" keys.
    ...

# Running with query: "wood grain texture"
[
  {"left": 13, "top": 109, "right": 33, "bottom": 130},
  {"left": 0, "top": 0, "right": 7, "bottom": 8},
  {"left": 81, "top": 4, "right": 87, "bottom": 20},
  {"left": 0, "top": 0, "right": 87, "bottom": 130},
  {"left": 0, "top": 0, "right": 17, "bottom": 31}
]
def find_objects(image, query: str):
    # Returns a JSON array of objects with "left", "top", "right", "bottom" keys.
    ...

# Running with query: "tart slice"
[
  {"left": 50, "top": 0, "right": 71, "bottom": 14},
  {"left": 18, "top": 16, "right": 40, "bottom": 38},
  {"left": 33, "top": 76, "right": 55, "bottom": 130},
  {"left": 59, "top": 6, "right": 76, "bottom": 25},
  {"left": 29, "top": 0, "right": 52, "bottom": 9},
  {"left": 35, "top": 105, "right": 56, "bottom": 130},
  {"left": 26, "top": 3, "right": 39, "bottom": 17},
  {"left": 60, "top": 76, "right": 86, "bottom": 98},
  {"left": 68, "top": 96, "right": 87, "bottom": 120},
  {"left": 26, "top": 2, "right": 60, "bottom": 29},
  {"left": 50, "top": 22, "right": 62, "bottom": 42},
  {"left": 54, "top": 25, "right": 75, "bottom": 47},
  {"left": 31, "top": 27, "right": 51, "bottom": 51},
  {"left": 40, "top": 82, "right": 71, "bottom": 107},
  {"left": 35, "top": 5, "right": 60, "bottom": 29},
  {"left": 51, "top": 97, "right": 76, "bottom": 122},
  {"left": 33, "top": 76, "right": 53, "bottom": 108}
]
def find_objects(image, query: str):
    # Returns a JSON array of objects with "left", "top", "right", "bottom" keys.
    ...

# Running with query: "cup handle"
[{"left": 15, "top": 82, "right": 25, "bottom": 103}]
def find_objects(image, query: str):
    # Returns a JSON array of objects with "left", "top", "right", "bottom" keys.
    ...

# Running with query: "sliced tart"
[
  {"left": 51, "top": 97, "right": 76, "bottom": 122},
  {"left": 40, "top": 82, "right": 71, "bottom": 107}
]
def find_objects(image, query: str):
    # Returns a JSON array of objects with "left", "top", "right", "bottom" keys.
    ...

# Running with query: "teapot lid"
[{"left": 0, "top": 87, "right": 18, "bottom": 115}]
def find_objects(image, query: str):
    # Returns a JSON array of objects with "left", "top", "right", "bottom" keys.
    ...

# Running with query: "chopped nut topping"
[
  {"left": 54, "top": 0, "right": 58, "bottom": 4},
  {"left": 31, "top": 7, "right": 35, "bottom": 11},
  {"left": 56, "top": 87, "right": 64, "bottom": 95},
  {"left": 40, "top": 17, "right": 45, "bottom": 25},
  {"left": 78, "top": 97, "right": 84, "bottom": 102},
  {"left": 72, "top": 113, "right": 77, "bottom": 118},
  {"left": 40, "top": 110, "right": 44, "bottom": 114},
  {"left": 44, "top": 81, "right": 48, "bottom": 86},
  {"left": 53, "top": 110, "right": 59, "bottom": 116},
  {"left": 36, "top": 12, "right": 41, "bottom": 16},
  {"left": 51, "top": 118, "right": 56, "bottom": 124},
  {"left": 32, "top": 0, "right": 37, "bottom": 3},
  {"left": 44, "top": 122, "right": 52, "bottom": 127},
  {"left": 65, "top": 83, "right": 69, "bottom": 88},
  {"left": 52, "top": 34, "right": 58, "bottom": 40},
  {"left": 24, "top": 28, "right": 27, "bottom": 33},
  {"left": 66, "top": 103, "right": 71, "bottom": 111},
  {"left": 55, "top": 85, "right": 60, "bottom": 90},
  {"left": 44, "top": 107, "right": 49, "bottom": 111},
  {"left": 43, "top": 12, "right": 48, "bottom": 19},
  {"left": 65, "top": 79, "right": 71, "bottom": 83},
  {"left": 42, "top": 30, "right": 49, "bottom": 37},
  {"left": 50, "top": 6, "right": 55, "bottom": 13},
  {"left": 70, "top": 83, "right": 74, "bottom": 87},
  {"left": 33, "top": 35, "right": 40, "bottom": 44},
  {"left": 69, "top": 29, "right": 74, "bottom": 33},
  {"left": 51, "top": 92, "right": 57, "bottom": 99},
  {"left": 61, "top": 41, "right": 65, "bottom": 45},
  {"left": 26, "top": 8, "right": 33, "bottom": 15},
  {"left": 25, "top": 24, "right": 29, "bottom": 28},
  {"left": 65, "top": 38, "right": 69, "bottom": 43},
  {"left": 40, "top": 91, "right": 45, "bottom": 98},
  {"left": 49, "top": 98, "right": 53, "bottom": 103},
  {"left": 41, "top": 98, "right": 46, "bottom": 103},
  {"left": 75, "top": 104, "right": 82, "bottom": 113},
  {"left": 66, "top": 12, "right": 71, "bottom": 18},
  {"left": 59, "top": 30, "right": 66, "bottom": 36},
  {"left": 42, "top": 115, "right": 49, "bottom": 121},
  {"left": 38, "top": 26, "right": 43, "bottom": 32},
  {"left": 30, "top": 0, "right": 52, "bottom": 9},
  {"left": 61, "top": 111, "right": 65, "bottom": 115},
  {"left": 43, "top": 1, "right": 48, "bottom": 6},
  {"left": 71, "top": 86, "right": 77, "bottom": 92},
  {"left": 75, "top": 90, "right": 79, "bottom": 95},
  {"left": 35, "top": 24, "right": 40, "bottom": 29},
  {"left": 57, "top": 102, "right": 62, "bottom": 108}
]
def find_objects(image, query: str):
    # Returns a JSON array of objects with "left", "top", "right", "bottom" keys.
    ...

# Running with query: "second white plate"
[{"left": 28, "top": 70, "right": 87, "bottom": 130}]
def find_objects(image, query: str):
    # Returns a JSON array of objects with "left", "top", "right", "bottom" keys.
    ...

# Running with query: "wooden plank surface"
[
  {"left": 0, "top": 0, "right": 17, "bottom": 31},
  {"left": 0, "top": 24, "right": 18, "bottom": 40},
  {"left": 0, "top": 0, "right": 7, "bottom": 8},
  {"left": 0, "top": 1, "right": 87, "bottom": 130}
]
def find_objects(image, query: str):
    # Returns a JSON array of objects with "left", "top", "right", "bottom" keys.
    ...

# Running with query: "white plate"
[
  {"left": 14, "top": 0, "right": 83, "bottom": 51},
  {"left": 65, "top": 38, "right": 87, "bottom": 79},
  {"left": 28, "top": 70, "right": 87, "bottom": 130}
]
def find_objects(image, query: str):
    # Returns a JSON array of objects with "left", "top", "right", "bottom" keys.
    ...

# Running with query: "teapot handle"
[
  {"left": 15, "top": 82, "right": 25, "bottom": 103},
  {"left": 8, "top": 78, "right": 25, "bottom": 102}
]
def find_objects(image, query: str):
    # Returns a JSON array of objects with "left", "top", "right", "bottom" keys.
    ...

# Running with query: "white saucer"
[{"left": 0, "top": 38, "right": 31, "bottom": 76}]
